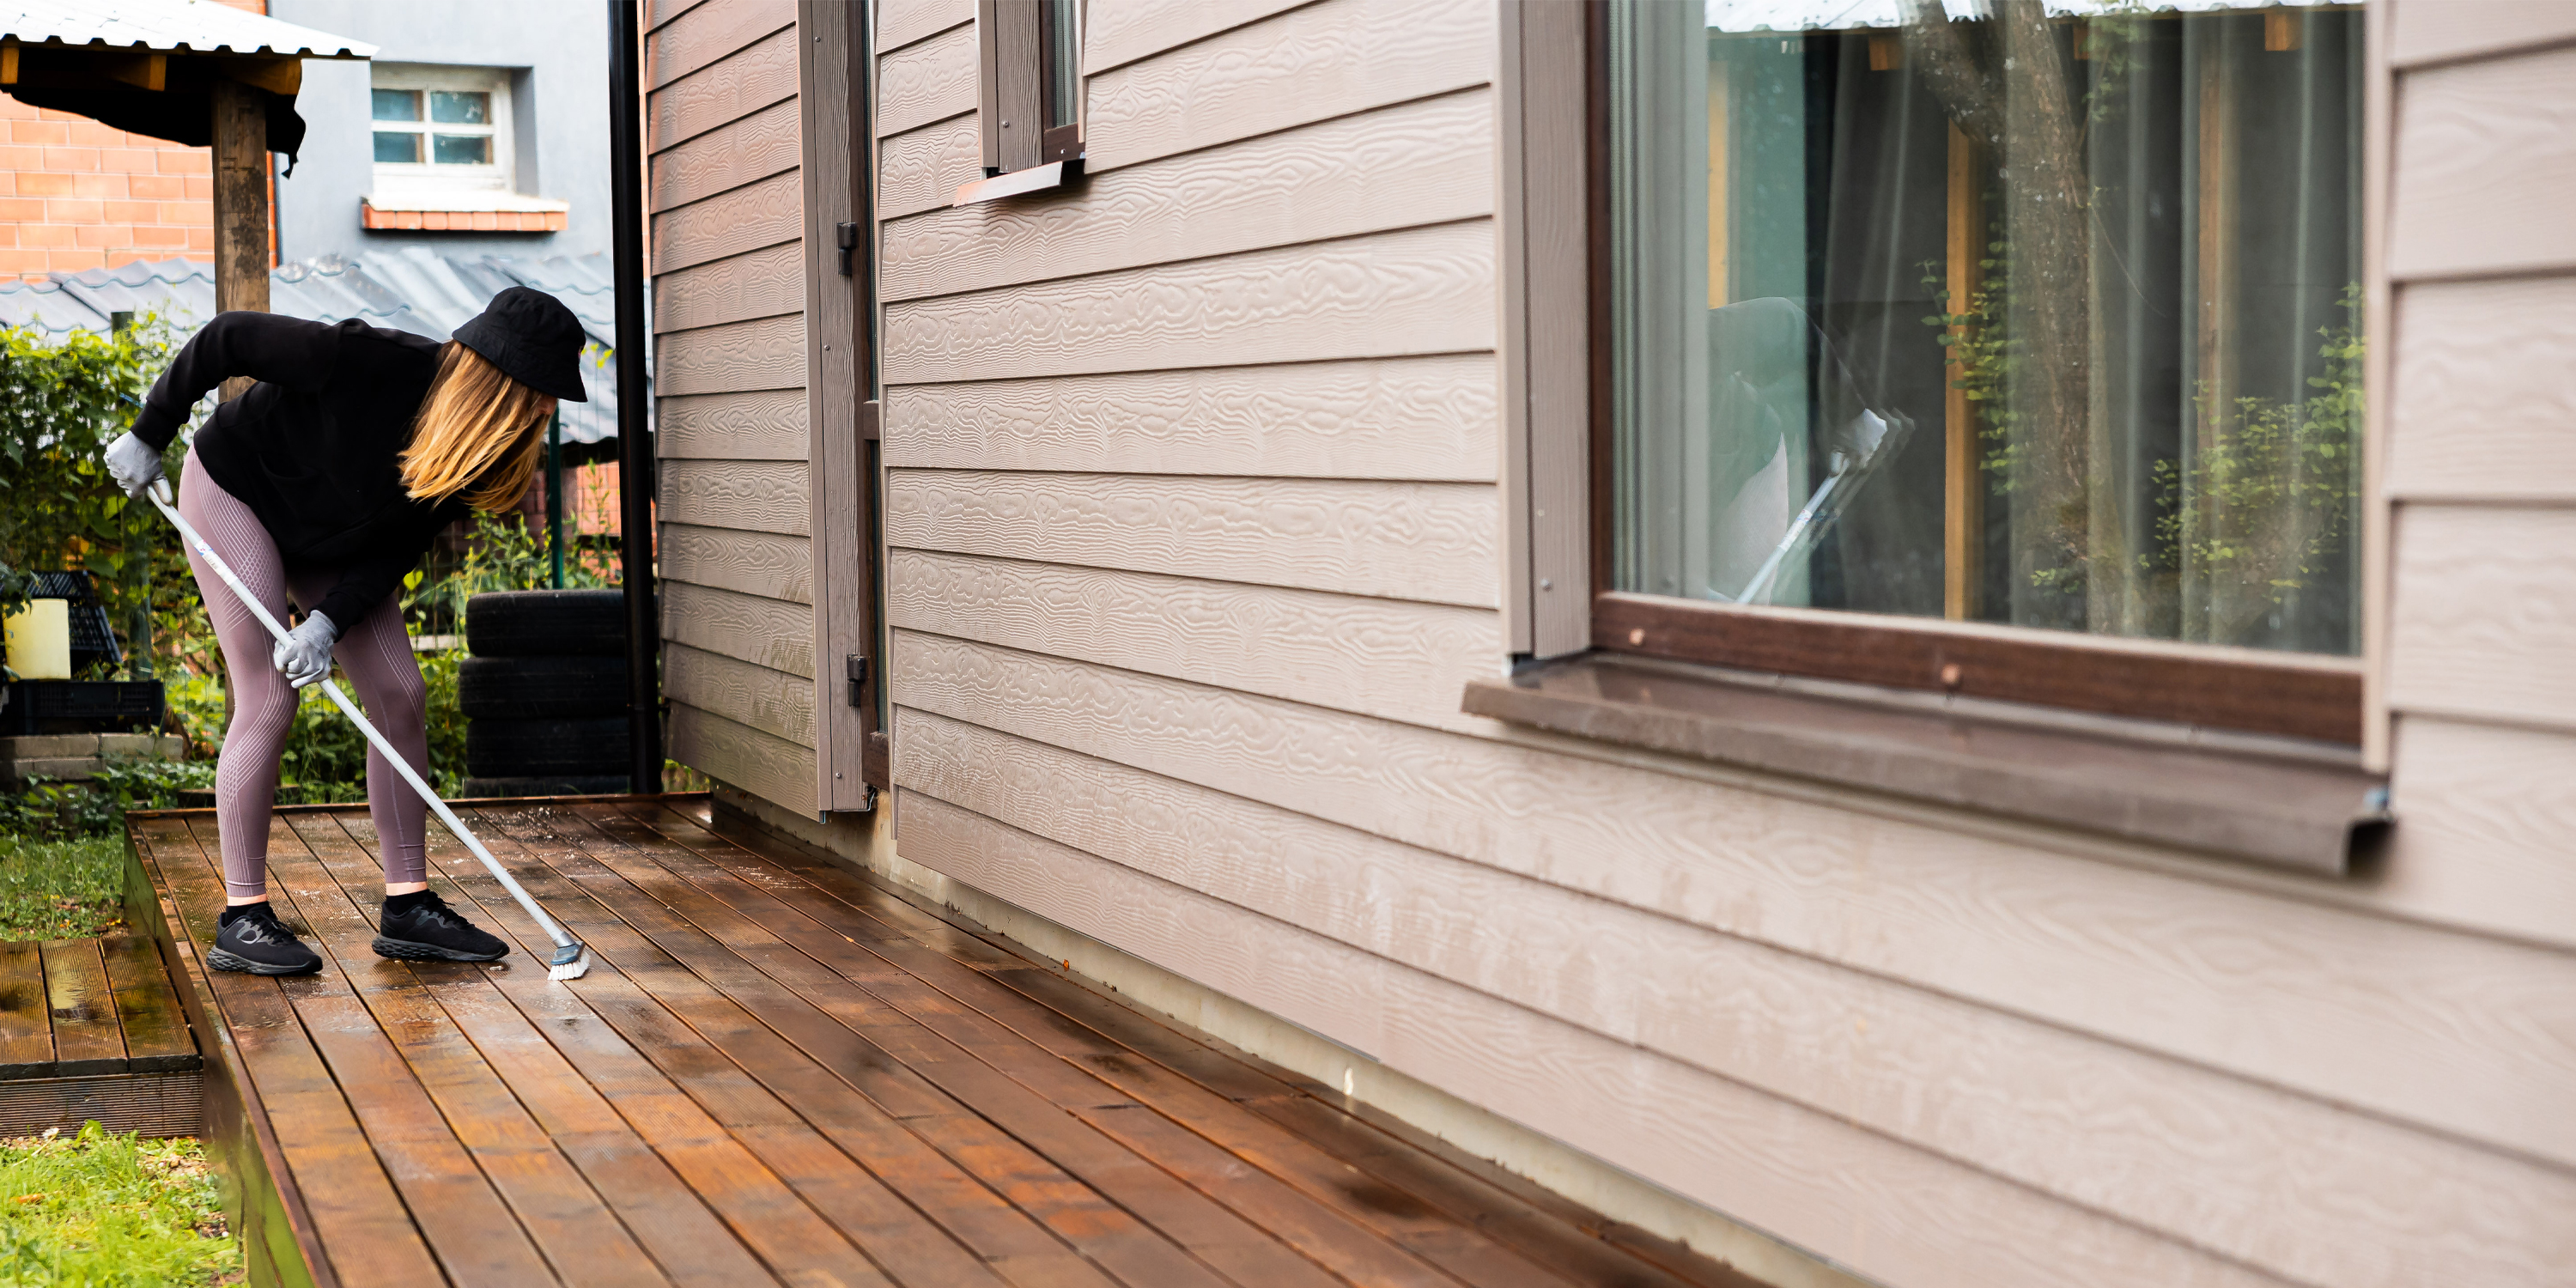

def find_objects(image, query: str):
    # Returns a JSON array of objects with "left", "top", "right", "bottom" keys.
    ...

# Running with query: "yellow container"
[{"left": 3, "top": 598, "right": 72, "bottom": 679}]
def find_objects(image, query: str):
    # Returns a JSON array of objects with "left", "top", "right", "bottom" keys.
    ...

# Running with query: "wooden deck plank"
[
  {"left": 99, "top": 935, "right": 198, "bottom": 1074},
  {"left": 0, "top": 942, "right": 53, "bottom": 1078},
  {"left": 137, "top": 815, "right": 448, "bottom": 1288},
  {"left": 464, "top": 807, "right": 1223, "bottom": 1288},
  {"left": 39, "top": 938, "right": 126, "bottom": 1076},
  {"left": 420, "top": 813, "right": 1082, "bottom": 1288}
]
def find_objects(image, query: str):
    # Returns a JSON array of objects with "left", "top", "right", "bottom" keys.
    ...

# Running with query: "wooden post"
[
  {"left": 1943, "top": 121, "right": 1985, "bottom": 621},
  {"left": 210, "top": 78, "right": 269, "bottom": 401}
]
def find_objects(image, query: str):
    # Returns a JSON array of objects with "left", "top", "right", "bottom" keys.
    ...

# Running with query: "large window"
[{"left": 1607, "top": 1, "right": 2364, "bottom": 659}]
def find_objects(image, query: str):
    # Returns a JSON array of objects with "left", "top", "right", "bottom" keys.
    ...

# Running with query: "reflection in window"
[{"left": 1607, "top": 1, "right": 2363, "bottom": 655}]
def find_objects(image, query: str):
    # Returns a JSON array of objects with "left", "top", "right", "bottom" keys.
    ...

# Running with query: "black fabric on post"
[
  {"left": 6, "top": 82, "right": 307, "bottom": 168},
  {"left": 607, "top": 0, "right": 661, "bottom": 793}
]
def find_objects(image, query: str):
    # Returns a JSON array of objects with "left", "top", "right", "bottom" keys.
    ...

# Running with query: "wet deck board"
[{"left": 131, "top": 795, "right": 1765, "bottom": 1288}]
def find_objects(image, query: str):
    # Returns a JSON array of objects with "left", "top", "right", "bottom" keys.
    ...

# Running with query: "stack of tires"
[{"left": 460, "top": 590, "right": 629, "bottom": 798}]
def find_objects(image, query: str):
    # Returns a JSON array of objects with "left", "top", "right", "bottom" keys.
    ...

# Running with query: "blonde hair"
[{"left": 397, "top": 343, "right": 556, "bottom": 511}]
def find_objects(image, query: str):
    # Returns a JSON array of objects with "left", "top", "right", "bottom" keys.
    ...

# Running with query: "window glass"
[
  {"left": 1607, "top": 1, "right": 2364, "bottom": 655},
  {"left": 1047, "top": 0, "right": 1081, "bottom": 131},
  {"left": 432, "top": 134, "right": 493, "bottom": 165},
  {"left": 429, "top": 90, "right": 490, "bottom": 125},
  {"left": 371, "top": 88, "right": 421, "bottom": 122},
  {"left": 374, "top": 131, "right": 422, "bottom": 164}
]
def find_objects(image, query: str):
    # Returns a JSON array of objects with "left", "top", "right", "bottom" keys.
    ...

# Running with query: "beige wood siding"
[
  {"left": 650, "top": 0, "right": 815, "bottom": 813},
  {"left": 874, "top": 2, "right": 2576, "bottom": 1285}
]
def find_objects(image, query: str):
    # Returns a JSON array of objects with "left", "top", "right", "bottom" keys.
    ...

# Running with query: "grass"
[
  {"left": 0, "top": 835, "right": 125, "bottom": 942},
  {"left": 0, "top": 1124, "right": 236, "bottom": 1285}
]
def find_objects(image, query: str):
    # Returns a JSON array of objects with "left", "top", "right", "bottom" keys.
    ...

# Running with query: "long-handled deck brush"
[{"left": 143, "top": 477, "right": 592, "bottom": 981}]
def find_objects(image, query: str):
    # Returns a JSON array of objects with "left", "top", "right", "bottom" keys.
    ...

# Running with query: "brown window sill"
[
  {"left": 951, "top": 160, "right": 1081, "bottom": 207},
  {"left": 1462, "top": 653, "right": 2389, "bottom": 876}
]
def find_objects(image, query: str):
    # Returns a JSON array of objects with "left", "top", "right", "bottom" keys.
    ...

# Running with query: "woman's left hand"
[
  {"left": 104, "top": 431, "right": 161, "bottom": 498},
  {"left": 273, "top": 612, "right": 338, "bottom": 688}
]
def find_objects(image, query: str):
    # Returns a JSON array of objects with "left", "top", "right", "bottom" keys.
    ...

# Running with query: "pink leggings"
[{"left": 179, "top": 453, "right": 428, "bottom": 898}]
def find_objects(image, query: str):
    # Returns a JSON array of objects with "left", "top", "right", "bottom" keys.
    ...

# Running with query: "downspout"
[{"left": 607, "top": 0, "right": 661, "bottom": 792}]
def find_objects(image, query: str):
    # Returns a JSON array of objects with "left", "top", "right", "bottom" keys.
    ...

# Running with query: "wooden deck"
[{"left": 125, "top": 795, "right": 1763, "bottom": 1288}]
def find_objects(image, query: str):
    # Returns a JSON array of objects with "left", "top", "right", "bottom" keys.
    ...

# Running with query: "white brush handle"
[{"left": 149, "top": 480, "right": 581, "bottom": 957}]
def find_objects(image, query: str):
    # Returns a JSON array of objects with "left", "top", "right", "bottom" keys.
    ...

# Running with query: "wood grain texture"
[
  {"left": 653, "top": 241, "right": 805, "bottom": 336},
  {"left": 662, "top": 523, "right": 814, "bottom": 604},
  {"left": 2379, "top": 714, "right": 2576, "bottom": 952},
  {"left": 658, "top": 389, "right": 810, "bottom": 461},
  {"left": 878, "top": 0, "right": 970, "bottom": 53},
  {"left": 653, "top": 169, "right": 802, "bottom": 275},
  {"left": 655, "top": 313, "right": 807, "bottom": 397},
  {"left": 896, "top": 708, "right": 2576, "bottom": 1288},
  {"left": 646, "top": 0, "right": 795, "bottom": 90},
  {"left": 2387, "top": 275, "right": 2576, "bottom": 499},
  {"left": 884, "top": 552, "right": 1498, "bottom": 731},
  {"left": 1082, "top": 0, "right": 1492, "bottom": 173},
  {"left": 883, "top": 221, "right": 1495, "bottom": 386},
  {"left": 880, "top": 88, "right": 1494, "bottom": 301},
  {"left": 1082, "top": 0, "right": 1313, "bottom": 76},
  {"left": 1505, "top": 0, "right": 1590, "bottom": 658},
  {"left": 670, "top": 705, "right": 817, "bottom": 817},
  {"left": 885, "top": 628, "right": 2576, "bottom": 1170},
  {"left": 649, "top": 27, "right": 799, "bottom": 154},
  {"left": 2387, "top": 504, "right": 2576, "bottom": 730},
  {"left": 665, "top": 580, "right": 817, "bottom": 678},
  {"left": 653, "top": 98, "right": 802, "bottom": 212},
  {"left": 668, "top": 641, "right": 816, "bottom": 747},
  {"left": 876, "top": 113, "right": 981, "bottom": 221},
  {"left": 878, "top": 21, "right": 977, "bottom": 138},
  {"left": 2390, "top": 43, "right": 2576, "bottom": 280},
  {"left": 892, "top": 791, "right": 2288, "bottom": 1288},
  {"left": 886, "top": 470, "right": 1498, "bottom": 608},
  {"left": 2388, "top": 0, "right": 2576, "bottom": 68},
  {"left": 660, "top": 459, "right": 812, "bottom": 535},
  {"left": 647, "top": 0, "right": 711, "bottom": 34},
  {"left": 882, "top": 355, "right": 1497, "bottom": 480}
]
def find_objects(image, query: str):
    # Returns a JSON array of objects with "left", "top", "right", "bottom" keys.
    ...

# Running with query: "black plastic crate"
[{"left": 0, "top": 680, "right": 164, "bottom": 735}]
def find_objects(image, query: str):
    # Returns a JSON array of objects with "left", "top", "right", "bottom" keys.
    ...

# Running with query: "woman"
[{"left": 103, "top": 288, "right": 589, "bottom": 975}]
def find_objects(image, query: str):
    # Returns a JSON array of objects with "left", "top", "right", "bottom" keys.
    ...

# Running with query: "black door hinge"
[
  {"left": 835, "top": 222, "right": 859, "bottom": 276},
  {"left": 845, "top": 653, "right": 870, "bottom": 707}
]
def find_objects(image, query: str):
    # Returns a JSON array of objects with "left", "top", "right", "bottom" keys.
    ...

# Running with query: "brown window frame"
[
  {"left": 1563, "top": 3, "right": 2364, "bottom": 749},
  {"left": 962, "top": 0, "right": 1084, "bottom": 205}
]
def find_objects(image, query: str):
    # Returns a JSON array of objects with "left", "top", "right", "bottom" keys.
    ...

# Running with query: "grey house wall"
[{"left": 269, "top": 0, "right": 611, "bottom": 264}]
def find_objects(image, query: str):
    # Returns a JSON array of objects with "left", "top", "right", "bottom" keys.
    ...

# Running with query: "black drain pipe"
[{"left": 608, "top": 0, "right": 661, "bottom": 793}]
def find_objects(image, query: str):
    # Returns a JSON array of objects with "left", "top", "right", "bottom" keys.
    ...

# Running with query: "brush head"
[{"left": 548, "top": 941, "right": 590, "bottom": 981}]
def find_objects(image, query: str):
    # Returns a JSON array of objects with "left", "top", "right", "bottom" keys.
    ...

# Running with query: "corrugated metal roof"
[
  {"left": 0, "top": 252, "right": 637, "bottom": 443},
  {"left": 1709, "top": 0, "right": 2330, "bottom": 32},
  {"left": 0, "top": 0, "right": 374, "bottom": 58}
]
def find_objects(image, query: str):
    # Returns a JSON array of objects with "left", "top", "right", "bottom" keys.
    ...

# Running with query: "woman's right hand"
[{"left": 104, "top": 431, "right": 161, "bottom": 499}]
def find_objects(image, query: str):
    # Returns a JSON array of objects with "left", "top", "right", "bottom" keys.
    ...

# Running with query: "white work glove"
[
  {"left": 272, "top": 612, "right": 338, "bottom": 689},
  {"left": 104, "top": 431, "right": 161, "bottom": 498}
]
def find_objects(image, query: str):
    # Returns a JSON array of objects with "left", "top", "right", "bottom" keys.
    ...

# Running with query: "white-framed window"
[{"left": 370, "top": 64, "right": 512, "bottom": 197}]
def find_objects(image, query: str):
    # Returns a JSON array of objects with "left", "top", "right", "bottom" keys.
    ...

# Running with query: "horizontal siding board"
[
  {"left": 881, "top": 88, "right": 1495, "bottom": 301},
  {"left": 885, "top": 552, "right": 1497, "bottom": 731},
  {"left": 652, "top": 241, "right": 805, "bottom": 336},
  {"left": 655, "top": 313, "right": 807, "bottom": 397},
  {"left": 2389, "top": 44, "right": 2576, "bottom": 281},
  {"left": 2380, "top": 714, "right": 2576, "bottom": 952},
  {"left": 670, "top": 703, "right": 815, "bottom": 814},
  {"left": 878, "top": 21, "right": 977, "bottom": 137},
  {"left": 660, "top": 523, "right": 812, "bottom": 604},
  {"left": 653, "top": 169, "right": 802, "bottom": 274},
  {"left": 885, "top": 629, "right": 2576, "bottom": 1170},
  {"left": 1082, "top": 0, "right": 1492, "bottom": 173},
  {"left": 895, "top": 790, "right": 2287, "bottom": 1288},
  {"left": 2387, "top": 503, "right": 2576, "bottom": 730},
  {"left": 885, "top": 470, "right": 1498, "bottom": 607},
  {"left": 2387, "top": 274, "right": 2576, "bottom": 499},
  {"left": 883, "top": 221, "right": 1496, "bottom": 386},
  {"left": 666, "top": 641, "right": 813, "bottom": 746},
  {"left": 648, "top": 26, "right": 799, "bottom": 153},
  {"left": 645, "top": 0, "right": 794, "bottom": 89},
  {"left": 659, "top": 459, "right": 812, "bottom": 535},
  {"left": 883, "top": 355, "right": 1498, "bottom": 481},
  {"left": 876, "top": 113, "right": 981, "bottom": 221},
  {"left": 878, "top": 0, "right": 969, "bottom": 53},
  {"left": 664, "top": 580, "right": 816, "bottom": 678},
  {"left": 2388, "top": 0, "right": 2576, "bottom": 68},
  {"left": 647, "top": 0, "right": 710, "bottom": 34},
  {"left": 652, "top": 97, "right": 801, "bottom": 211},
  {"left": 897, "top": 708, "right": 2576, "bottom": 1288},
  {"left": 1083, "top": 0, "right": 1312, "bottom": 76},
  {"left": 657, "top": 389, "right": 809, "bottom": 461}
]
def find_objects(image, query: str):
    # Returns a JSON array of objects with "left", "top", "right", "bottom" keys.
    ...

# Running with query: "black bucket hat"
[{"left": 453, "top": 286, "right": 590, "bottom": 402}]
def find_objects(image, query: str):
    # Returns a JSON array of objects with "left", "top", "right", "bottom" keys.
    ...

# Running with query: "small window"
[
  {"left": 975, "top": 0, "right": 1083, "bottom": 177},
  {"left": 370, "top": 65, "right": 512, "bottom": 195}
]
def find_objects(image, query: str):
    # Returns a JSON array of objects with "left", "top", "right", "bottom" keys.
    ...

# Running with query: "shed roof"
[{"left": 0, "top": 0, "right": 374, "bottom": 58}]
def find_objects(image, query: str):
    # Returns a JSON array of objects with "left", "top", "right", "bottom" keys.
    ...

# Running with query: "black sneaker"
[
  {"left": 210, "top": 902, "right": 324, "bottom": 976},
  {"left": 374, "top": 890, "right": 508, "bottom": 963}
]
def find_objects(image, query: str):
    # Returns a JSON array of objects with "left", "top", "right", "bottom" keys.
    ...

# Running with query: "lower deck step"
[{"left": 0, "top": 935, "right": 200, "bottom": 1137}]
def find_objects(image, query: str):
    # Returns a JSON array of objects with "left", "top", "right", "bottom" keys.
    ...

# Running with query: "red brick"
[
  {"left": 73, "top": 225, "right": 131, "bottom": 249},
  {"left": 46, "top": 249, "right": 103, "bottom": 271},
  {"left": 131, "top": 225, "right": 189, "bottom": 248},
  {"left": 126, "top": 174, "right": 184, "bottom": 201},
  {"left": 43, "top": 148, "right": 100, "bottom": 173},
  {"left": 0, "top": 250, "right": 45, "bottom": 278},
  {"left": 95, "top": 148, "right": 158, "bottom": 174},
  {"left": 156, "top": 149, "right": 210, "bottom": 175},
  {"left": 157, "top": 200, "right": 206, "bottom": 223},
  {"left": 14, "top": 172, "right": 70, "bottom": 197},
  {"left": 19, "top": 224, "right": 71, "bottom": 248},
  {"left": 0, "top": 226, "right": 17, "bottom": 246},
  {"left": 70, "top": 173, "right": 123, "bottom": 198},
  {"left": 0, "top": 95, "right": 36, "bottom": 120},
  {"left": 0, "top": 145, "right": 37, "bottom": 172},
  {"left": 184, "top": 226, "right": 215, "bottom": 251},
  {"left": 9, "top": 120, "right": 67, "bottom": 145},
  {"left": 102, "top": 200, "right": 157, "bottom": 223},
  {"left": 0, "top": 197, "right": 41, "bottom": 221},
  {"left": 45, "top": 199, "right": 102, "bottom": 223},
  {"left": 181, "top": 176, "right": 212, "bottom": 199},
  {"left": 64, "top": 122, "right": 125, "bottom": 149},
  {"left": 472, "top": 210, "right": 501, "bottom": 231}
]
